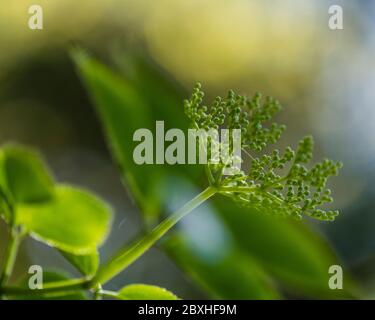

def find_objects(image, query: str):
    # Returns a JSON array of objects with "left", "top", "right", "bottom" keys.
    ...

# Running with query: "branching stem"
[{"left": 92, "top": 185, "right": 217, "bottom": 285}]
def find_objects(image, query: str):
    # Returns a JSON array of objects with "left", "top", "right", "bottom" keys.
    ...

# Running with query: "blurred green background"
[{"left": 0, "top": 0, "right": 374, "bottom": 299}]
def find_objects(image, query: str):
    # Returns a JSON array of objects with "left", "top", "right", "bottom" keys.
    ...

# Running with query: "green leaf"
[
  {"left": 73, "top": 50, "right": 201, "bottom": 225},
  {"left": 16, "top": 185, "right": 112, "bottom": 254},
  {"left": 165, "top": 234, "right": 280, "bottom": 300},
  {"left": 60, "top": 250, "right": 99, "bottom": 276},
  {"left": 214, "top": 197, "right": 355, "bottom": 298},
  {"left": 112, "top": 52, "right": 190, "bottom": 135},
  {"left": 0, "top": 144, "right": 54, "bottom": 203},
  {"left": 0, "top": 145, "right": 54, "bottom": 222},
  {"left": 73, "top": 50, "right": 163, "bottom": 224},
  {"left": 12, "top": 271, "right": 86, "bottom": 300},
  {"left": 116, "top": 284, "right": 178, "bottom": 300}
]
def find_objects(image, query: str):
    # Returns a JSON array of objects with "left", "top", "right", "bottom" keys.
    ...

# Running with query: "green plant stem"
[
  {"left": 0, "top": 277, "right": 90, "bottom": 296},
  {"left": 0, "top": 229, "right": 21, "bottom": 288},
  {"left": 98, "top": 290, "right": 119, "bottom": 299},
  {"left": 93, "top": 284, "right": 103, "bottom": 300},
  {"left": 92, "top": 186, "right": 217, "bottom": 286}
]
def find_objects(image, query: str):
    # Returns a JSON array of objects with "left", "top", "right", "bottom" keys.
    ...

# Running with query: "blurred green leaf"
[
  {"left": 73, "top": 50, "right": 202, "bottom": 226},
  {"left": 0, "top": 145, "right": 54, "bottom": 203},
  {"left": 16, "top": 185, "right": 112, "bottom": 254},
  {"left": 0, "top": 145, "right": 54, "bottom": 222},
  {"left": 113, "top": 51, "right": 190, "bottom": 133},
  {"left": 73, "top": 49, "right": 166, "bottom": 224},
  {"left": 12, "top": 271, "right": 86, "bottom": 300},
  {"left": 60, "top": 251, "right": 99, "bottom": 276},
  {"left": 213, "top": 197, "right": 354, "bottom": 298},
  {"left": 165, "top": 234, "right": 280, "bottom": 299},
  {"left": 115, "top": 284, "right": 178, "bottom": 300},
  {"left": 113, "top": 52, "right": 202, "bottom": 181}
]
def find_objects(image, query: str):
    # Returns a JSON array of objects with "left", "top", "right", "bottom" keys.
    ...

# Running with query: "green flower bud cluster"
[
  {"left": 184, "top": 82, "right": 206, "bottom": 128},
  {"left": 243, "top": 94, "right": 286, "bottom": 151},
  {"left": 226, "top": 146, "right": 302, "bottom": 219},
  {"left": 227, "top": 140, "right": 342, "bottom": 221},
  {"left": 184, "top": 83, "right": 285, "bottom": 151},
  {"left": 184, "top": 83, "right": 342, "bottom": 221},
  {"left": 294, "top": 136, "right": 313, "bottom": 164}
]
